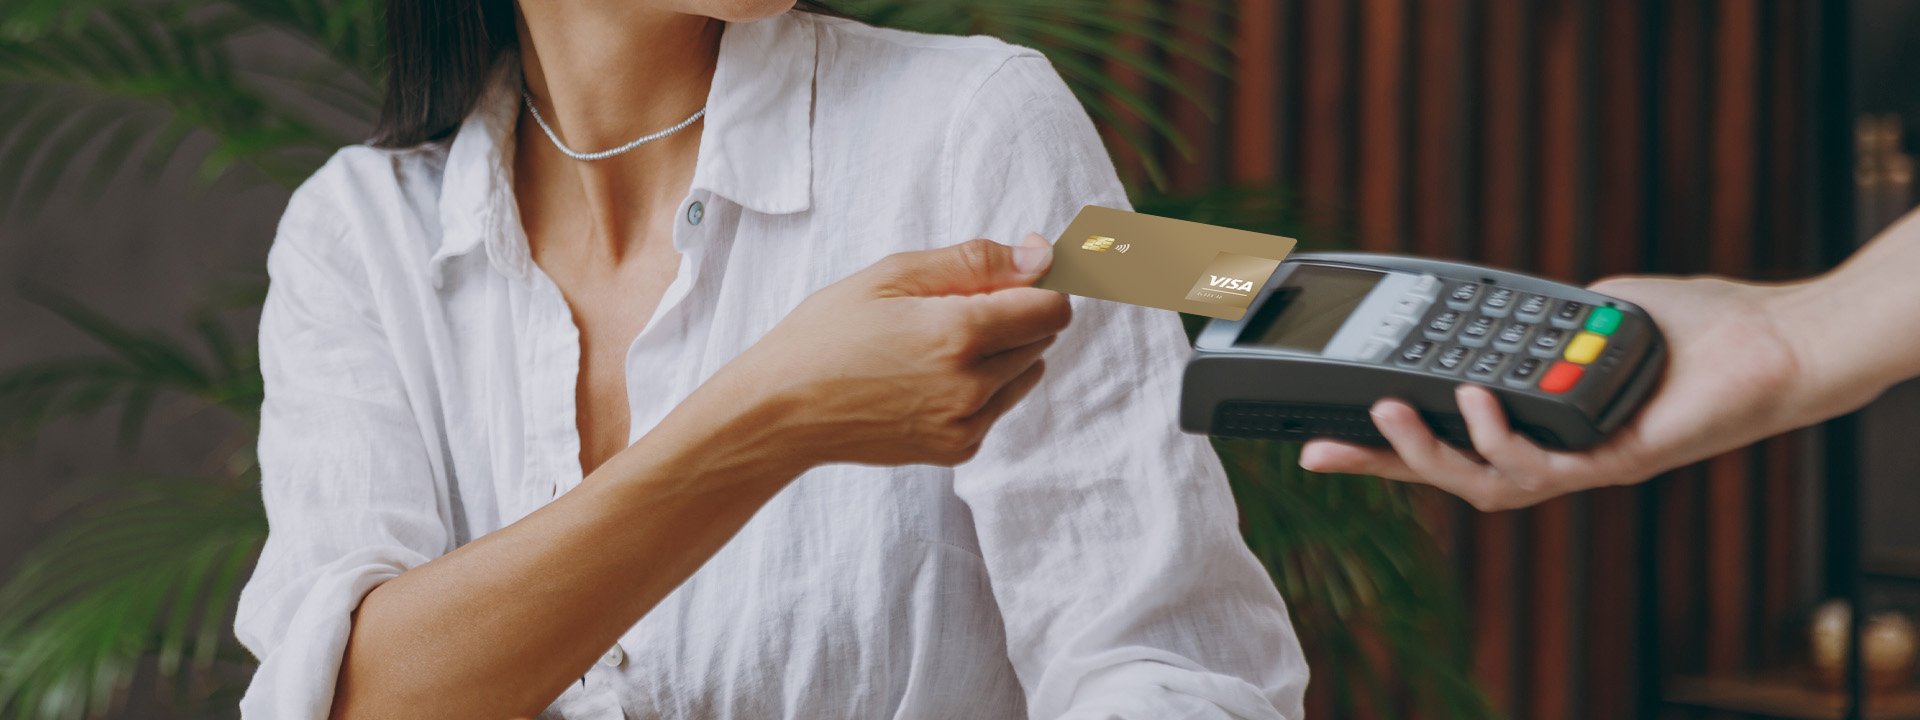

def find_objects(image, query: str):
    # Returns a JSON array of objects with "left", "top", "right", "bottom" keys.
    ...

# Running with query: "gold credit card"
[{"left": 1036, "top": 205, "right": 1297, "bottom": 321}]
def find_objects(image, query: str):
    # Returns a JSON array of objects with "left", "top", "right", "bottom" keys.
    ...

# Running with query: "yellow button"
[{"left": 1563, "top": 331, "right": 1607, "bottom": 365}]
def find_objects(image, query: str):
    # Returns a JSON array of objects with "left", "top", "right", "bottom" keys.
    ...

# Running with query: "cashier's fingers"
[
  {"left": 1454, "top": 385, "right": 1554, "bottom": 477},
  {"left": 1305, "top": 391, "right": 1602, "bottom": 510},
  {"left": 1298, "top": 439, "right": 1423, "bottom": 482},
  {"left": 1368, "top": 399, "right": 1530, "bottom": 512}
]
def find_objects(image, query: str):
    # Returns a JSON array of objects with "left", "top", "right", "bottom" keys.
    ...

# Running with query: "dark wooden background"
[{"left": 1108, "top": 1, "right": 1829, "bottom": 717}]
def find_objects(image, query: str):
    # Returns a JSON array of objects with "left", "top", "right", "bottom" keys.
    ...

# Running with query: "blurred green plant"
[
  {"left": 0, "top": 0, "right": 382, "bottom": 215},
  {"left": 0, "top": 1, "right": 1492, "bottom": 718}
]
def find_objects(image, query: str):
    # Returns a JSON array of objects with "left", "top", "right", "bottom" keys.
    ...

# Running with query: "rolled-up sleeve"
[
  {"left": 945, "top": 54, "right": 1310, "bottom": 719},
  {"left": 234, "top": 181, "right": 452, "bottom": 719}
]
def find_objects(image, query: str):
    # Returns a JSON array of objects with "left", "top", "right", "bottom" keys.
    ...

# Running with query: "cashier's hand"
[{"left": 1298, "top": 275, "right": 1809, "bottom": 511}]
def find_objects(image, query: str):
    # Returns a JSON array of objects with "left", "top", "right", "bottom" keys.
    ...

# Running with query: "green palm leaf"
[
  {"left": 0, "top": 289, "right": 262, "bottom": 450},
  {"left": 0, "top": 3, "right": 373, "bottom": 217},
  {"left": 219, "top": 0, "right": 383, "bottom": 76},
  {"left": 0, "top": 472, "right": 265, "bottom": 720}
]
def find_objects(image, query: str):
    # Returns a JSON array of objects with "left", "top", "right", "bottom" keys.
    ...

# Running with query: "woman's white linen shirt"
[{"left": 236, "top": 12, "right": 1309, "bottom": 719}]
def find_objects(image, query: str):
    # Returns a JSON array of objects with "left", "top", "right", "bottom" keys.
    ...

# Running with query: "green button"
[{"left": 1585, "top": 306, "right": 1623, "bottom": 335}]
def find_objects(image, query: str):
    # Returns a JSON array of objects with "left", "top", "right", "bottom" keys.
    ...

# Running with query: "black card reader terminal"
[{"left": 1180, "top": 253, "right": 1667, "bottom": 451}]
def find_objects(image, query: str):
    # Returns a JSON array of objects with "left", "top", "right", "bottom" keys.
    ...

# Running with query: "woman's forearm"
[
  {"left": 329, "top": 370, "right": 807, "bottom": 719},
  {"left": 1773, "top": 208, "right": 1920, "bottom": 425}
]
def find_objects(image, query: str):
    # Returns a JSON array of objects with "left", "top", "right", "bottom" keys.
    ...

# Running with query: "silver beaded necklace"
[{"left": 522, "top": 90, "right": 706, "bottom": 162}]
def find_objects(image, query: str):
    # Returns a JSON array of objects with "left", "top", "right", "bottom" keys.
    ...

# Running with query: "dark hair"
[
  {"left": 370, "top": 0, "right": 517, "bottom": 148},
  {"left": 370, "top": 1, "right": 844, "bottom": 148}
]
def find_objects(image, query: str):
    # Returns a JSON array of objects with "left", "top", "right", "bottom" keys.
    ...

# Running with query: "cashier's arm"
[{"left": 1301, "top": 207, "right": 1920, "bottom": 510}]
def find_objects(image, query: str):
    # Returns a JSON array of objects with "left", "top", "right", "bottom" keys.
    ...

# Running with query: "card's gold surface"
[{"left": 1037, "top": 205, "right": 1297, "bottom": 321}]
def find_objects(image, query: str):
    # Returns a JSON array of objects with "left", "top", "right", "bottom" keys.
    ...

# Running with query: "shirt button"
[
  {"left": 686, "top": 200, "right": 704, "bottom": 226},
  {"left": 601, "top": 644, "right": 625, "bottom": 668}
]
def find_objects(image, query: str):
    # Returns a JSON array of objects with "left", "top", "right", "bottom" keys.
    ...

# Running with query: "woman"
[
  {"left": 234, "top": 1, "right": 1308, "bottom": 718},
  {"left": 1301, "top": 208, "right": 1920, "bottom": 510}
]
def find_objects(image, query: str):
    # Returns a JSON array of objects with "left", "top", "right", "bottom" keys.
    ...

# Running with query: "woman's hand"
[
  {"left": 709, "top": 233, "right": 1070, "bottom": 470},
  {"left": 1297, "top": 274, "right": 1814, "bottom": 511}
]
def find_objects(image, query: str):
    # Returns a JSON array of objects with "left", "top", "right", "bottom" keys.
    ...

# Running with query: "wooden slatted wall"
[{"left": 1117, "top": 1, "right": 1823, "bottom": 717}]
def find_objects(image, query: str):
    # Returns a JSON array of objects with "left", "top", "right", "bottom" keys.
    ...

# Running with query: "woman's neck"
[
  {"left": 518, "top": 7, "right": 720, "bottom": 151},
  {"left": 514, "top": 6, "right": 723, "bottom": 262}
]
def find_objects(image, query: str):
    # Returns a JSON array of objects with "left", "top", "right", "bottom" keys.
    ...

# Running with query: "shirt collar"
[
  {"left": 428, "top": 12, "right": 818, "bottom": 286},
  {"left": 691, "top": 13, "right": 817, "bottom": 216}
]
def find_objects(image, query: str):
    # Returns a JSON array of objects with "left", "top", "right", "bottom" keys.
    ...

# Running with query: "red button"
[{"left": 1539, "top": 361, "right": 1585, "bottom": 394}]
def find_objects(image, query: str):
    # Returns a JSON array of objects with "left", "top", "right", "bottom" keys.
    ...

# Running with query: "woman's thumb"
[
  {"left": 1012, "top": 232, "right": 1054, "bottom": 276},
  {"left": 877, "top": 233, "right": 1054, "bottom": 297}
]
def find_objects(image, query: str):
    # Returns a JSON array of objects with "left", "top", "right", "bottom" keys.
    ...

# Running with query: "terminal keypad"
[{"left": 1386, "top": 279, "right": 1629, "bottom": 396}]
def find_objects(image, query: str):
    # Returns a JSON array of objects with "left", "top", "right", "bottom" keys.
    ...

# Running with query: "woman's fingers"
[
  {"left": 960, "top": 287, "right": 1072, "bottom": 355},
  {"left": 872, "top": 234, "right": 1052, "bottom": 298},
  {"left": 962, "top": 359, "right": 1047, "bottom": 433},
  {"left": 971, "top": 336, "right": 1056, "bottom": 402}
]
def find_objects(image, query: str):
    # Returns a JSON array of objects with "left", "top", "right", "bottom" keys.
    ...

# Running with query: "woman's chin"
[{"left": 681, "top": 0, "right": 799, "bottom": 23}]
